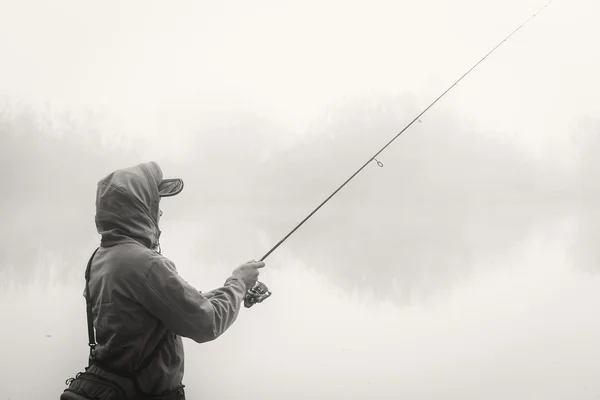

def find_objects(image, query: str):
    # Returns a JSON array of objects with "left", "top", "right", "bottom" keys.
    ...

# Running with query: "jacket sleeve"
[{"left": 136, "top": 255, "right": 247, "bottom": 343}]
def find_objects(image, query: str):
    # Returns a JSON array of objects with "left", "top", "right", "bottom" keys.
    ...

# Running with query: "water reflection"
[
  {"left": 0, "top": 103, "right": 594, "bottom": 303},
  {"left": 2, "top": 210, "right": 598, "bottom": 400}
]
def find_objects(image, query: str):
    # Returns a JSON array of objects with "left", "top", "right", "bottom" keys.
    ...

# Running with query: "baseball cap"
[{"left": 158, "top": 178, "right": 184, "bottom": 197}]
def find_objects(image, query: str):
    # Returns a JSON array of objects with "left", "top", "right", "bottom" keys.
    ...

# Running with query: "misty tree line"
[{"left": 0, "top": 102, "right": 598, "bottom": 300}]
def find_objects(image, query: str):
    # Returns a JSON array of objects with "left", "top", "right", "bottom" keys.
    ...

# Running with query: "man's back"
[{"left": 88, "top": 243, "right": 186, "bottom": 395}]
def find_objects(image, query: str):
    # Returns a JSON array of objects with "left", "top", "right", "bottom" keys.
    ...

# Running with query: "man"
[{"left": 86, "top": 161, "right": 264, "bottom": 398}]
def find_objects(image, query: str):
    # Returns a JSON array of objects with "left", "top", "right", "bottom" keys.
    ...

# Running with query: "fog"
[{"left": 1, "top": 0, "right": 600, "bottom": 399}]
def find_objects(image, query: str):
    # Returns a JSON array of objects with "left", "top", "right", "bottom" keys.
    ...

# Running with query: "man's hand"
[{"left": 232, "top": 260, "right": 265, "bottom": 290}]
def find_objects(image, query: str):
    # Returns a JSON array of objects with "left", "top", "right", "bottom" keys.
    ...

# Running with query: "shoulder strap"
[
  {"left": 85, "top": 247, "right": 101, "bottom": 364},
  {"left": 84, "top": 247, "right": 171, "bottom": 374}
]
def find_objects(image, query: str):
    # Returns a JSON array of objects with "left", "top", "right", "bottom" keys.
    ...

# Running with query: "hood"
[{"left": 95, "top": 161, "right": 164, "bottom": 249}]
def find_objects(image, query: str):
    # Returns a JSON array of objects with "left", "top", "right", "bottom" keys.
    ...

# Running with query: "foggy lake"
[
  {"left": 2, "top": 198, "right": 599, "bottom": 399},
  {"left": 1, "top": 102, "right": 599, "bottom": 399},
  {"left": 1, "top": 0, "right": 599, "bottom": 398}
]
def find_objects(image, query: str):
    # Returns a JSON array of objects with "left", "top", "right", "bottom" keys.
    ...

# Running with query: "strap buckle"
[{"left": 89, "top": 343, "right": 97, "bottom": 360}]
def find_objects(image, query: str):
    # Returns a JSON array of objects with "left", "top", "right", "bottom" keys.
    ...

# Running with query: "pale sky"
[{"left": 1, "top": 0, "right": 598, "bottom": 160}]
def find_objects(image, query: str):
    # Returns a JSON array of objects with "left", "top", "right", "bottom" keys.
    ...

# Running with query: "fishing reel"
[{"left": 244, "top": 281, "right": 272, "bottom": 308}]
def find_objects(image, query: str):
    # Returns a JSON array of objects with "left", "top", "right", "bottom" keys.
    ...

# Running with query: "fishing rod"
[{"left": 244, "top": 0, "right": 555, "bottom": 307}]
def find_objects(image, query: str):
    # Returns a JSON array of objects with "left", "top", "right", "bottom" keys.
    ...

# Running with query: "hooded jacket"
[{"left": 87, "top": 161, "right": 247, "bottom": 395}]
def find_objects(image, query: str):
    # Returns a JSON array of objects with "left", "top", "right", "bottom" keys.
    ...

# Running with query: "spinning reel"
[{"left": 244, "top": 281, "right": 272, "bottom": 308}]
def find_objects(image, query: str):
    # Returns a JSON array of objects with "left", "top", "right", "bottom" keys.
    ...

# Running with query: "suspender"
[{"left": 85, "top": 248, "right": 101, "bottom": 362}]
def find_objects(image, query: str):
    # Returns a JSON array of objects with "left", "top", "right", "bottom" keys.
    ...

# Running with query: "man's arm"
[
  {"left": 136, "top": 255, "right": 249, "bottom": 343},
  {"left": 199, "top": 288, "right": 224, "bottom": 299}
]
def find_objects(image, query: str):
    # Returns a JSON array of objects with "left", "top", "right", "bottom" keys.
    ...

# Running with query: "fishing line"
[{"left": 259, "top": 0, "right": 555, "bottom": 262}]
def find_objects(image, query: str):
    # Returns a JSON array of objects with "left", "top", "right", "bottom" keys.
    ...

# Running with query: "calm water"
[{"left": 2, "top": 203, "right": 599, "bottom": 400}]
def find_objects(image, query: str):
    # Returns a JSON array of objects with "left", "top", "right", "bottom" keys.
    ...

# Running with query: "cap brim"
[{"left": 158, "top": 178, "right": 184, "bottom": 197}]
